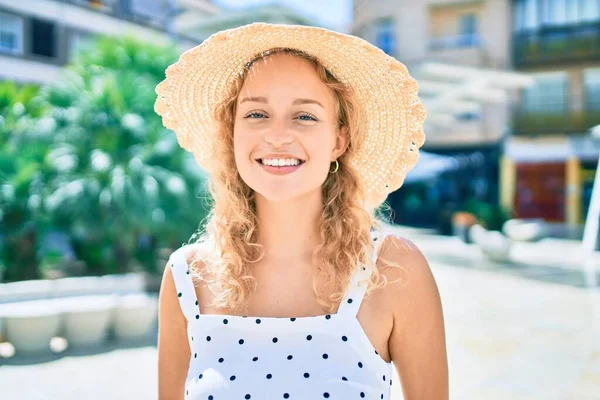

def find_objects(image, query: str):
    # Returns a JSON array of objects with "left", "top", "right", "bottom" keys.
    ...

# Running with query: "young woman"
[{"left": 155, "top": 23, "right": 448, "bottom": 400}]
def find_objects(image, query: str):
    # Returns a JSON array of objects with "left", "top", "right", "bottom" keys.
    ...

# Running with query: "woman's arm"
[
  {"left": 158, "top": 263, "right": 191, "bottom": 400},
  {"left": 382, "top": 235, "right": 449, "bottom": 400}
]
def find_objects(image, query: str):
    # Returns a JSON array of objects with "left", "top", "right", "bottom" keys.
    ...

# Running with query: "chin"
[
  {"left": 252, "top": 184, "right": 321, "bottom": 204},
  {"left": 254, "top": 189, "right": 305, "bottom": 203}
]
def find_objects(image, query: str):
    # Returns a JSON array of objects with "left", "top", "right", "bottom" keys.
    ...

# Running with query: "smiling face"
[{"left": 233, "top": 53, "right": 348, "bottom": 204}]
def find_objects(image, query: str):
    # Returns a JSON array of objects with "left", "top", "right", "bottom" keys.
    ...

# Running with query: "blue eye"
[
  {"left": 298, "top": 113, "right": 317, "bottom": 121},
  {"left": 246, "top": 112, "right": 266, "bottom": 119},
  {"left": 244, "top": 111, "right": 317, "bottom": 121}
]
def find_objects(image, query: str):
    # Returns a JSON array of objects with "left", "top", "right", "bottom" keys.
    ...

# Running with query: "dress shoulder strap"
[
  {"left": 337, "top": 230, "right": 388, "bottom": 317},
  {"left": 167, "top": 245, "right": 201, "bottom": 323}
]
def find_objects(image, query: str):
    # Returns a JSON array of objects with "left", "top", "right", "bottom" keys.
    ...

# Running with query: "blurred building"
[
  {"left": 504, "top": 0, "right": 600, "bottom": 234},
  {"left": 353, "top": 0, "right": 600, "bottom": 235},
  {"left": 0, "top": 0, "right": 323, "bottom": 85},
  {"left": 0, "top": 0, "right": 218, "bottom": 85},
  {"left": 352, "top": 0, "right": 518, "bottom": 228},
  {"left": 176, "top": 2, "right": 318, "bottom": 39},
  {"left": 353, "top": 0, "right": 512, "bottom": 146}
]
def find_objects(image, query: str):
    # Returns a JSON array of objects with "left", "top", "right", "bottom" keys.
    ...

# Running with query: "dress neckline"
[{"left": 173, "top": 230, "right": 387, "bottom": 323}]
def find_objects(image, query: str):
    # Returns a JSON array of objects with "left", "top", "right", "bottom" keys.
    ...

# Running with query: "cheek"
[
  {"left": 306, "top": 134, "right": 335, "bottom": 162},
  {"left": 233, "top": 128, "right": 252, "bottom": 162}
]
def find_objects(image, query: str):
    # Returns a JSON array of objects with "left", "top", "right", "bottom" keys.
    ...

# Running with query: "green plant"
[
  {"left": 0, "top": 81, "right": 49, "bottom": 281},
  {"left": 38, "top": 248, "right": 64, "bottom": 278},
  {"left": 460, "top": 198, "right": 512, "bottom": 231},
  {"left": 2, "top": 35, "right": 211, "bottom": 279},
  {"left": 42, "top": 35, "right": 212, "bottom": 274}
]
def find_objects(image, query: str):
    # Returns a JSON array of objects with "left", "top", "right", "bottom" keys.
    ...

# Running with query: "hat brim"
[{"left": 154, "top": 22, "right": 426, "bottom": 209}]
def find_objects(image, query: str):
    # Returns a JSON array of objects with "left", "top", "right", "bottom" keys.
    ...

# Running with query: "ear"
[{"left": 331, "top": 125, "right": 350, "bottom": 160}]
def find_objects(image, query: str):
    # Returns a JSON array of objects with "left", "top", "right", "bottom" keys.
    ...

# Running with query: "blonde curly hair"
[{"left": 189, "top": 48, "right": 395, "bottom": 314}]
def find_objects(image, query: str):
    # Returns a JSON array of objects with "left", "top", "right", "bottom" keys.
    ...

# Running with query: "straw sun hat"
[{"left": 154, "top": 22, "right": 426, "bottom": 209}]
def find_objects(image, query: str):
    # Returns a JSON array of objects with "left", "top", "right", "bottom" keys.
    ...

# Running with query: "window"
[
  {"left": 0, "top": 12, "right": 23, "bottom": 55},
  {"left": 521, "top": 72, "right": 568, "bottom": 113},
  {"left": 566, "top": 0, "right": 580, "bottom": 23},
  {"left": 429, "top": 8, "right": 479, "bottom": 49},
  {"left": 115, "top": 0, "right": 132, "bottom": 16},
  {"left": 375, "top": 18, "right": 395, "bottom": 56},
  {"left": 459, "top": 13, "right": 477, "bottom": 35},
  {"left": 513, "top": 0, "right": 539, "bottom": 32},
  {"left": 458, "top": 12, "right": 479, "bottom": 46},
  {"left": 514, "top": 0, "right": 600, "bottom": 31},
  {"left": 131, "top": 0, "right": 164, "bottom": 19},
  {"left": 117, "top": 0, "right": 167, "bottom": 27},
  {"left": 584, "top": 68, "right": 600, "bottom": 111},
  {"left": 581, "top": 0, "right": 600, "bottom": 22},
  {"left": 31, "top": 18, "right": 57, "bottom": 58},
  {"left": 541, "top": 0, "right": 568, "bottom": 26}
]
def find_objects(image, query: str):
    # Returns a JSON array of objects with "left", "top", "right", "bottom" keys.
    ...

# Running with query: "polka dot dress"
[{"left": 169, "top": 232, "right": 392, "bottom": 399}]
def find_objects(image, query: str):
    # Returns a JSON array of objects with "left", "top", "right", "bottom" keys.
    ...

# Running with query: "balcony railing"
[
  {"left": 429, "top": 33, "right": 480, "bottom": 50},
  {"left": 512, "top": 105, "right": 600, "bottom": 135},
  {"left": 513, "top": 22, "right": 600, "bottom": 67},
  {"left": 61, "top": 0, "right": 170, "bottom": 31}
]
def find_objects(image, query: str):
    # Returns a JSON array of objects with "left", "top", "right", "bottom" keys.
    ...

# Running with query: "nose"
[{"left": 263, "top": 118, "right": 294, "bottom": 147}]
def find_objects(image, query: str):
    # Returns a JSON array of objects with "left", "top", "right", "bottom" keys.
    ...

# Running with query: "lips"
[{"left": 255, "top": 159, "right": 305, "bottom": 175}]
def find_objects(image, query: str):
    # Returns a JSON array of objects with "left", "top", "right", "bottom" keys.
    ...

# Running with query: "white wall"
[{"left": 0, "top": 54, "right": 61, "bottom": 84}]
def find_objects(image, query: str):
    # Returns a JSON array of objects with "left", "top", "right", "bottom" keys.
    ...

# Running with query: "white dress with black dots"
[{"left": 169, "top": 232, "right": 393, "bottom": 400}]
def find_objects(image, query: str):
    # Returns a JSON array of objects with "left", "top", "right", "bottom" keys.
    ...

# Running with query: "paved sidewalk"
[
  {"left": 1, "top": 229, "right": 599, "bottom": 399},
  {"left": 396, "top": 226, "right": 600, "bottom": 289},
  {"left": 431, "top": 257, "right": 600, "bottom": 399}
]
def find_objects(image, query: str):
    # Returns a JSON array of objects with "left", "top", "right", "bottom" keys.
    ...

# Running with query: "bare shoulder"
[
  {"left": 376, "top": 233, "right": 442, "bottom": 324},
  {"left": 158, "top": 246, "right": 196, "bottom": 399},
  {"left": 377, "top": 233, "right": 433, "bottom": 286},
  {"left": 181, "top": 241, "right": 211, "bottom": 270},
  {"left": 377, "top": 234, "right": 449, "bottom": 398}
]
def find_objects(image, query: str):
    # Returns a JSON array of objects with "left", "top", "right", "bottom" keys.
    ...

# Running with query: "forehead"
[{"left": 237, "top": 53, "right": 336, "bottom": 107}]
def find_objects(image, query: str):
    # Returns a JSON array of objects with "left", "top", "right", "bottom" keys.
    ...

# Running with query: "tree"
[
  {"left": 0, "top": 81, "right": 50, "bottom": 280},
  {"left": 44, "top": 35, "right": 211, "bottom": 274},
  {"left": 1, "top": 35, "right": 211, "bottom": 279}
]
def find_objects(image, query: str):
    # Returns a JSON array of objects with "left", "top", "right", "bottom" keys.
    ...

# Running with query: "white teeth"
[{"left": 261, "top": 158, "right": 302, "bottom": 167}]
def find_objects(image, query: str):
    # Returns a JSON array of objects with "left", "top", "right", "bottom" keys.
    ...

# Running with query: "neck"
[{"left": 254, "top": 191, "right": 323, "bottom": 262}]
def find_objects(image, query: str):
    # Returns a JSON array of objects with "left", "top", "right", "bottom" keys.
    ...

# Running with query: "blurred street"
[{"left": 1, "top": 226, "right": 599, "bottom": 400}]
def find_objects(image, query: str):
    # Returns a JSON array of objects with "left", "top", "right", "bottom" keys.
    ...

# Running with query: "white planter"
[
  {"left": 480, "top": 231, "right": 512, "bottom": 262},
  {"left": 469, "top": 224, "right": 488, "bottom": 246},
  {"left": 112, "top": 294, "right": 158, "bottom": 341},
  {"left": 0, "top": 279, "right": 56, "bottom": 303},
  {"left": 0, "top": 273, "right": 157, "bottom": 352},
  {"left": 470, "top": 225, "right": 512, "bottom": 262},
  {"left": 58, "top": 295, "right": 117, "bottom": 348},
  {"left": 0, "top": 301, "right": 61, "bottom": 354},
  {"left": 503, "top": 219, "right": 547, "bottom": 242}
]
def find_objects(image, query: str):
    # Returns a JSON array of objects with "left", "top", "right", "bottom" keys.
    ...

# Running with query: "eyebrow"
[{"left": 239, "top": 96, "right": 324, "bottom": 109}]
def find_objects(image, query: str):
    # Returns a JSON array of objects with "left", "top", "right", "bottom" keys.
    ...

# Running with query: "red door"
[{"left": 515, "top": 162, "right": 565, "bottom": 222}]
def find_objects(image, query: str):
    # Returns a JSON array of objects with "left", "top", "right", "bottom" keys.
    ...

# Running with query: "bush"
[
  {"left": 460, "top": 198, "right": 512, "bottom": 232},
  {"left": 1, "top": 35, "right": 211, "bottom": 279}
]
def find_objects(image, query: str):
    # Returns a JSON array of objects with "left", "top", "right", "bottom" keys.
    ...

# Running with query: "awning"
[{"left": 404, "top": 151, "right": 459, "bottom": 183}]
